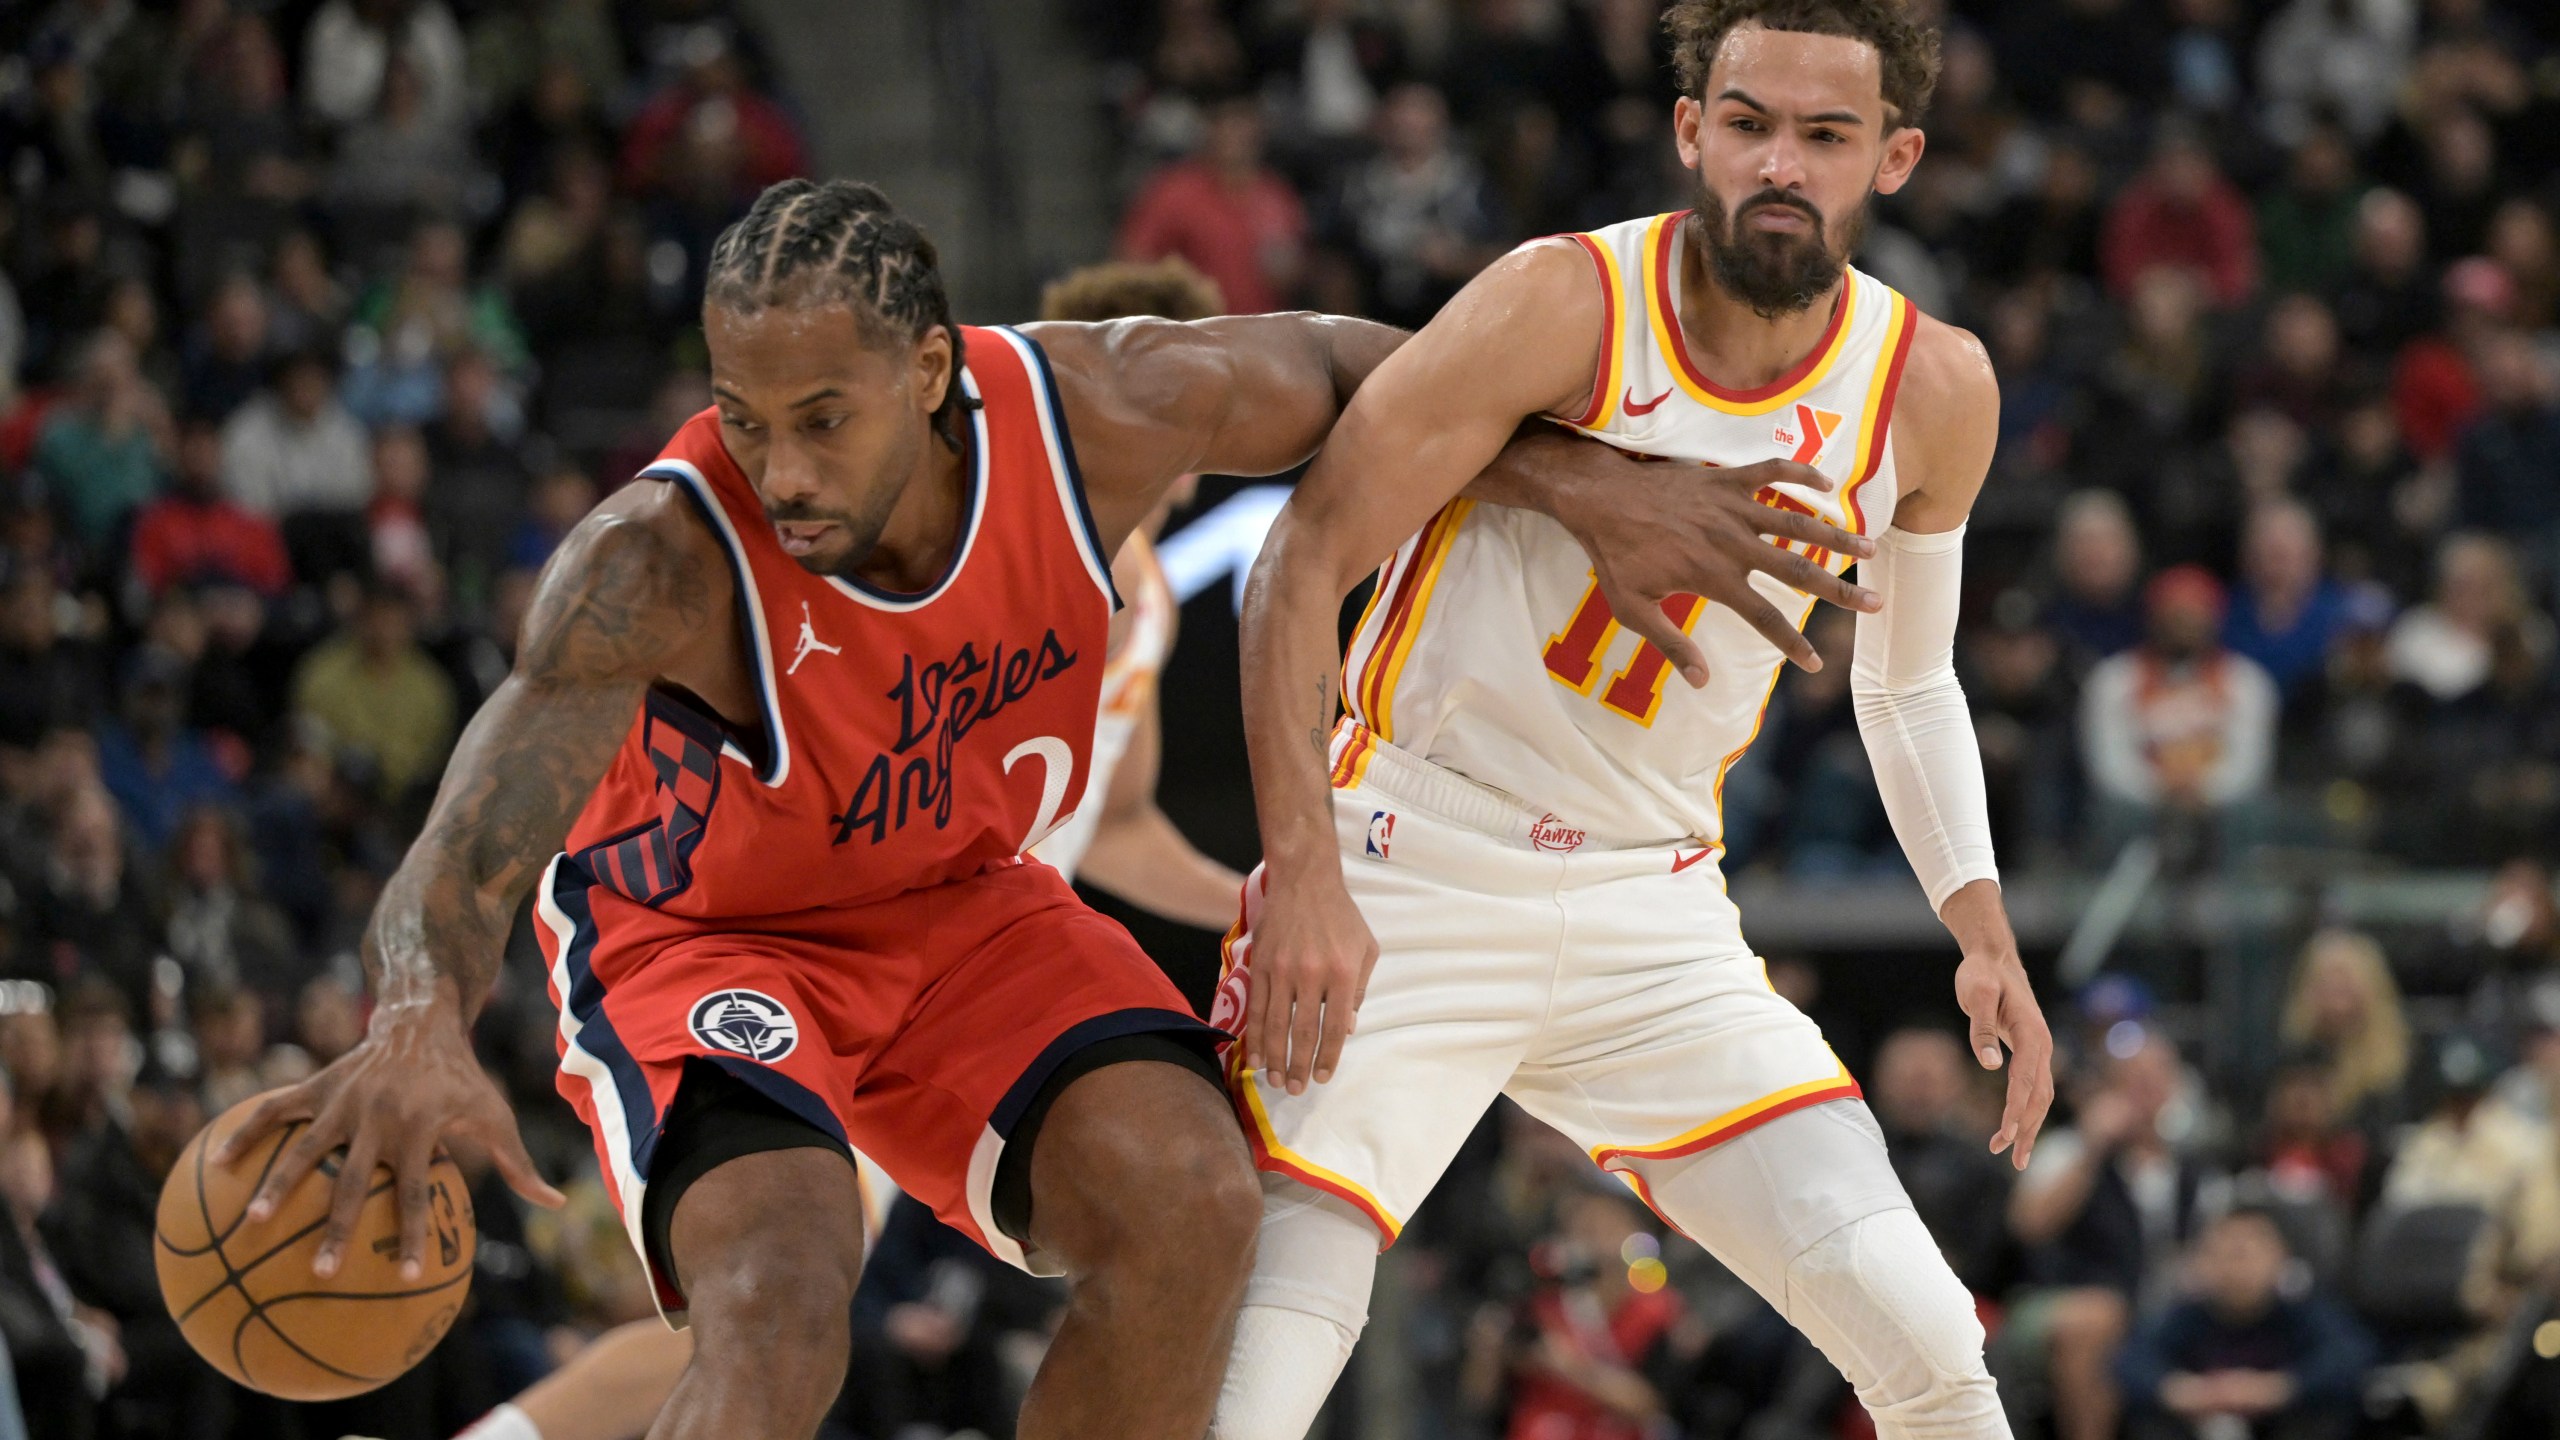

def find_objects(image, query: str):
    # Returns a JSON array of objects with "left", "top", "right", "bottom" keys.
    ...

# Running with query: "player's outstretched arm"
[
  {"left": 1849, "top": 315, "right": 2052, "bottom": 1168},
  {"left": 215, "top": 486, "right": 729, "bottom": 1275},
  {"left": 1025, "top": 310, "right": 1408, "bottom": 552}
]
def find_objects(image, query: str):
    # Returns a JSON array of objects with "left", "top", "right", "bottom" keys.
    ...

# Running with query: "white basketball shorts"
[{"left": 1209, "top": 723, "right": 1861, "bottom": 1242}]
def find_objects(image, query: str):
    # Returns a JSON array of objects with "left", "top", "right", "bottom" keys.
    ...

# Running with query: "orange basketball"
[{"left": 154, "top": 1092, "right": 477, "bottom": 1401}]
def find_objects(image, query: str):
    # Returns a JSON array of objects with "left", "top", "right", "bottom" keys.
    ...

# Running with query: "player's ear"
[
  {"left": 1673, "top": 95, "right": 1710, "bottom": 170},
  {"left": 1874, "top": 122, "right": 1925, "bottom": 196},
  {"left": 911, "top": 325, "right": 954, "bottom": 416}
]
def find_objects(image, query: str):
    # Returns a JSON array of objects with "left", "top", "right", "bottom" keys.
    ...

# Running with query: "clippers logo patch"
[
  {"left": 688, "top": 989, "right": 799, "bottom": 1063},
  {"left": 1530, "top": 813, "right": 1587, "bottom": 853},
  {"left": 1365, "top": 810, "right": 1395, "bottom": 860}
]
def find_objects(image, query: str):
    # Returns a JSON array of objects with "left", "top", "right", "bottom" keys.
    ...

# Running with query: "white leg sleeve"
[
  {"left": 1208, "top": 1174, "right": 1379, "bottom": 1440},
  {"left": 1627, "top": 1099, "right": 2008, "bottom": 1440}
]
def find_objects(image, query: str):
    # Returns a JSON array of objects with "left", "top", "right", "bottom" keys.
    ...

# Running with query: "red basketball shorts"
[{"left": 533, "top": 851, "right": 1216, "bottom": 1310}]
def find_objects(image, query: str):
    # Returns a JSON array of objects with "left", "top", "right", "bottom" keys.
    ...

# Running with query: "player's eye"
[
  {"left": 720, "top": 413, "right": 764, "bottom": 436},
  {"left": 1729, "top": 117, "right": 1763, "bottom": 133},
  {"left": 808, "top": 414, "right": 848, "bottom": 433},
  {"left": 1813, "top": 129, "right": 1844, "bottom": 144}
]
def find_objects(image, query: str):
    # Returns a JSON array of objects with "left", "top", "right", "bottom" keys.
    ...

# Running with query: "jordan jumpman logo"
[{"left": 788, "top": 601, "right": 842, "bottom": 675}]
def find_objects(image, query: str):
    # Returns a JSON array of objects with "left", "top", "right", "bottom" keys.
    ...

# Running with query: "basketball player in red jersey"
[{"left": 215, "top": 179, "right": 1877, "bottom": 1440}]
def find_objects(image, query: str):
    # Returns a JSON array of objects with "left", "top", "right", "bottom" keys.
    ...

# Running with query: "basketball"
[{"left": 153, "top": 1094, "right": 478, "bottom": 1401}]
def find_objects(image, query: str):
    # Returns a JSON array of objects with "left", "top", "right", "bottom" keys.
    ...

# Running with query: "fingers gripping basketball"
[{"left": 154, "top": 1093, "right": 478, "bottom": 1401}]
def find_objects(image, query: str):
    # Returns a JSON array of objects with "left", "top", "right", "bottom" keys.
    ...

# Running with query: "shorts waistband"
[{"left": 1328, "top": 721, "right": 1669, "bottom": 853}]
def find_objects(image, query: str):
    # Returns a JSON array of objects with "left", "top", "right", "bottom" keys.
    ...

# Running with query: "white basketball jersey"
[
  {"left": 1034, "top": 531, "right": 1176, "bottom": 881},
  {"left": 1334, "top": 210, "right": 1920, "bottom": 852}
]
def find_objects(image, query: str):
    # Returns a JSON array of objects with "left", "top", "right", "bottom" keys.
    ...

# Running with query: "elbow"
[{"left": 1246, "top": 505, "right": 1364, "bottom": 614}]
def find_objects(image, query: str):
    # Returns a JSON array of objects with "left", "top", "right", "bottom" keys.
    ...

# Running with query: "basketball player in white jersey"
[
  {"left": 1212, "top": 4, "right": 2051, "bottom": 1438},
  {"left": 448, "top": 260, "right": 1243, "bottom": 1440}
]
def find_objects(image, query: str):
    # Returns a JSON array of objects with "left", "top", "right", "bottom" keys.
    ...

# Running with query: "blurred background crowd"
[{"left": 0, "top": 0, "right": 2556, "bottom": 1437}]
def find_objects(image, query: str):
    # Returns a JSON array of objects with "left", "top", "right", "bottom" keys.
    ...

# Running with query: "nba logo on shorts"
[
  {"left": 688, "top": 989, "right": 799, "bottom": 1063},
  {"left": 1365, "top": 810, "right": 1395, "bottom": 860}
]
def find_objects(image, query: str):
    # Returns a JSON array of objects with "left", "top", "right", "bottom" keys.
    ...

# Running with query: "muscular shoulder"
[
  {"left": 1886, "top": 312, "right": 1999, "bottom": 528},
  {"left": 1021, "top": 316, "right": 1237, "bottom": 442},
  {"left": 518, "top": 480, "right": 728, "bottom": 687}
]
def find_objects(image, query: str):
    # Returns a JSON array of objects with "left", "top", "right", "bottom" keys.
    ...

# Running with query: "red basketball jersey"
[{"left": 562, "top": 325, "right": 1118, "bottom": 917}]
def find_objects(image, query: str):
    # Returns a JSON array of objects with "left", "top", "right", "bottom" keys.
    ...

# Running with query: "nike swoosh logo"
[
  {"left": 1671, "top": 848, "right": 1715, "bottom": 874},
  {"left": 1623, "top": 387, "right": 1672, "bottom": 416}
]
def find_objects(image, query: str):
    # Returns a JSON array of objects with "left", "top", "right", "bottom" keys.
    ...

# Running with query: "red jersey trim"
[
  {"left": 988, "top": 326, "right": 1121, "bottom": 610},
  {"left": 645, "top": 457, "right": 793, "bottom": 788},
  {"left": 1652, "top": 210, "right": 1850, "bottom": 404}
]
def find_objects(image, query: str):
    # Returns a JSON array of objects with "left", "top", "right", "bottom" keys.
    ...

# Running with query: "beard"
[
  {"left": 766, "top": 488, "right": 900, "bottom": 580},
  {"left": 1690, "top": 184, "right": 1864, "bottom": 319}
]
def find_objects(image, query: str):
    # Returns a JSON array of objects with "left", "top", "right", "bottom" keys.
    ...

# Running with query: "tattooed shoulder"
[{"left": 518, "top": 487, "right": 723, "bottom": 687}]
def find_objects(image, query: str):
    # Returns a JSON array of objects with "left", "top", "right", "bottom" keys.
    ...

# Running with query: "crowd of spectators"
[{"left": 0, "top": 0, "right": 821, "bottom": 1436}]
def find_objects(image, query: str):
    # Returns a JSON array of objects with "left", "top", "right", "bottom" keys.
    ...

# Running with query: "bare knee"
[
  {"left": 1030, "top": 1060, "right": 1260, "bottom": 1287},
  {"left": 1093, "top": 1120, "right": 1261, "bottom": 1279},
  {"left": 668, "top": 1150, "right": 863, "bottom": 1400}
]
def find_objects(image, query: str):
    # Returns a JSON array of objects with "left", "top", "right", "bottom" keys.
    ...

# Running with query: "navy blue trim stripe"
[
  {"left": 988, "top": 1007, "right": 1225, "bottom": 1139},
  {"left": 644, "top": 467, "right": 784, "bottom": 784},
  {"left": 550, "top": 858, "right": 663, "bottom": 1176},
  {"left": 1002, "top": 326, "right": 1124, "bottom": 611},
  {"left": 702, "top": 1056, "right": 850, "bottom": 1150}
]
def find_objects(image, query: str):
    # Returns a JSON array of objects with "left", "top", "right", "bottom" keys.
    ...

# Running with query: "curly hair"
[
  {"left": 1664, "top": 0, "right": 1940, "bottom": 128},
  {"left": 1038, "top": 257, "right": 1227, "bottom": 323},
  {"left": 705, "top": 178, "right": 975, "bottom": 452}
]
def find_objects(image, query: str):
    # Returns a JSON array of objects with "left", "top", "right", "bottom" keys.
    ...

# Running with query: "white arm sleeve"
[{"left": 1849, "top": 524, "right": 2000, "bottom": 911}]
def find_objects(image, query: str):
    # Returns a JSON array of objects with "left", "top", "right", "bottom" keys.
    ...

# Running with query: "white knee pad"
[
  {"left": 1785, "top": 1207, "right": 2006, "bottom": 1440},
  {"left": 1210, "top": 1175, "right": 1379, "bottom": 1440}
]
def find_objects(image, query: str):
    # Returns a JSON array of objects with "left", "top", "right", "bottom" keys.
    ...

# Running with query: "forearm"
[
  {"left": 1240, "top": 508, "right": 1357, "bottom": 893},
  {"left": 363, "top": 674, "right": 636, "bottom": 1022},
  {"left": 1457, "top": 421, "right": 1603, "bottom": 516},
  {"left": 1940, "top": 881, "right": 2018, "bottom": 961},
  {"left": 1849, "top": 524, "right": 1998, "bottom": 910},
  {"left": 361, "top": 499, "right": 708, "bottom": 1025},
  {"left": 1079, "top": 805, "right": 1248, "bottom": 931}
]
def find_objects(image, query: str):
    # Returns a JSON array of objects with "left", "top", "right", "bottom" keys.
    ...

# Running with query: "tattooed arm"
[{"left": 216, "top": 484, "right": 726, "bottom": 1278}]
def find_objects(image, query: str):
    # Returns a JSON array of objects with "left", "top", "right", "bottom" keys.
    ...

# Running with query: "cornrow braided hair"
[{"left": 705, "top": 179, "right": 978, "bottom": 452}]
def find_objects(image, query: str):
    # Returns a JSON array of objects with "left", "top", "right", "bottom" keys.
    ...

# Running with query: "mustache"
[
  {"left": 1732, "top": 190, "right": 1824, "bottom": 229},
  {"left": 764, "top": 504, "right": 854, "bottom": 526}
]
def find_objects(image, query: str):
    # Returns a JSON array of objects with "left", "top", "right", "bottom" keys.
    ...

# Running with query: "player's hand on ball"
[
  {"left": 1249, "top": 876, "right": 1380, "bottom": 1096},
  {"left": 1954, "top": 948, "right": 2054, "bottom": 1171},
  {"left": 1545, "top": 452, "right": 1879, "bottom": 684},
  {"left": 212, "top": 996, "right": 564, "bottom": 1280}
]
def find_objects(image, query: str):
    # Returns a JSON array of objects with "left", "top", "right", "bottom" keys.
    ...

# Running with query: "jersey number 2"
[{"left": 1006, "top": 735, "right": 1074, "bottom": 851}]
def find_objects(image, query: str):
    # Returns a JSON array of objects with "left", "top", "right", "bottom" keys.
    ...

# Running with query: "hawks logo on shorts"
[
  {"left": 1529, "top": 814, "right": 1586, "bottom": 852},
  {"left": 688, "top": 989, "right": 799, "bottom": 1062}
]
